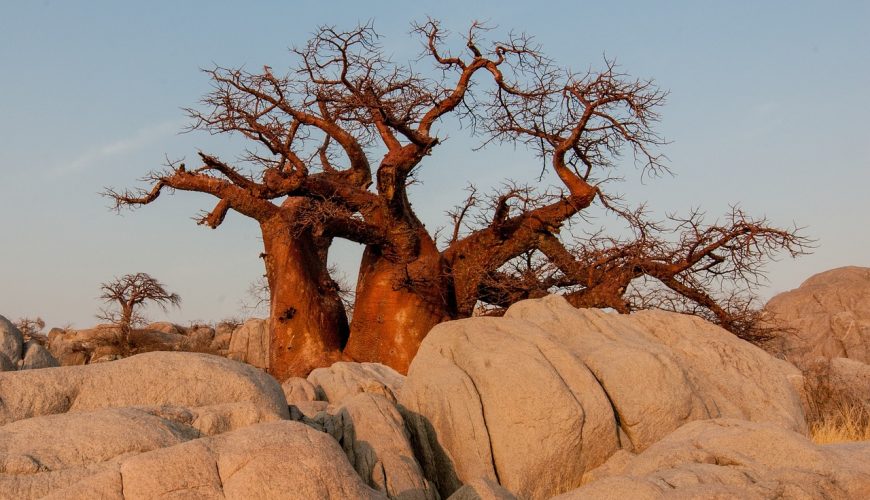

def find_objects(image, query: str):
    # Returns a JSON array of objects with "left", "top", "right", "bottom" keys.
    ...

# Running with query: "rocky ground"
[{"left": 1, "top": 266, "right": 869, "bottom": 499}]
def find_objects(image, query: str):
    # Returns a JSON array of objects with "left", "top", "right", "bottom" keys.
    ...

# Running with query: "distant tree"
[
  {"left": 97, "top": 273, "right": 181, "bottom": 347},
  {"left": 108, "top": 20, "right": 809, "bottom": 379},
  {"left": 15, "top": 316, "right": 46, "bottom": 343}
]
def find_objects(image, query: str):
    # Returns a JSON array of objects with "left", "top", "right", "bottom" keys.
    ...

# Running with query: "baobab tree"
[
  {"left": 108, "top": 20, "right": 808, "bottom": 379},
  {"left": 97, "top": 273, "right": 182, "bottom": 347}
]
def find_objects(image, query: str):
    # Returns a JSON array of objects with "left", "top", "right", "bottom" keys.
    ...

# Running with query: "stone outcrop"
[
  {"left": 802, "top": 356, "right": 870, "bottom": 415},
  {"left": 0, "top": 351, "right": 289, "bottom": 425},
  {"left": 128, "top": 328, "right": 187, "bottom": 351},
  {"left": 227, "top": 318, "right": 270, "bottom": 370},
  {"left": 827, "top": 357, "right": 870, "bottom": 407},
  {"left": 0, "top": 315, "right": 24, "bottom": 368},
  {"left": 0, "top": 351, "right": 306, "bottom": 499},
  {"left": 400, "top": 295, "right": 806, "bottom": 499},
  {"left": 283, "top": 368, "right": 434, "bottom": 499},
  {"left": 47, "top": 325, "right": 118, "bottom": 366},
  {"left": 210, "top": 330, "right": 233, "bottom": 352},
  {"left": 4, "top": 420, "right": 383, "bottom": 500},
  {"left": 0, "top": 407, "right": 200, "bottom": 499},
  {"left": 111, "top": 421, "right": 383, "bottom": 500},
  {"left": 327, "top": 393, "right": 437, "bottom": 499},
  {"left": 308, "top": 361, "right": 404, "bottom": 405},
  {"left": 0, "top": 316, "right": 59, "bottom": 371},
  {"left": 21, "top": 340, "right": 59, "bottom": 369},
  {"left": 765, "top": 266, "right": 870, "bottom": 368},
  {"left": 554, "top": 419, "right": 870, "bottom": 499},
  {"left": 447, "top": 478, "right": 517, "bottom": 500},
  {"left": 282, "top": 376, "right": 318, "bottom": 403},
  {"left": 0, "top": 354, "right": 14, "bottom": 371},
  {"left": 209, "top": 321, "right": 237, "bottom": 353},
  {"left": 184, "top": 325, "right": 216, "bottom": 350},
  {"left": 144, "top": 321, "right": 183, "bottom": 335},
  {"left": 2, "top": 352, "right": 406, "bottom": 499}
]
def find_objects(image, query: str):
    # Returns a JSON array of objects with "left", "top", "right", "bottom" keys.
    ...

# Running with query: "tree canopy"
[
  {"left": 108, "top": 20, "right": 809, "bottom": 379},
  {"left": 98, "top": 272, "right": 181, "bottom": 343}
]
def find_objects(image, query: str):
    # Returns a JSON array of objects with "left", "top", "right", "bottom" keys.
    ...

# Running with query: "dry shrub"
[
  {"left": 803, "top": 361, "right": 870, "bottom": 444},
  {"left": 810, "top": 403, "right": 870, "bottom": 444},
  {"left": 14, "top": 316, "right": 48, "bottom": 345}
]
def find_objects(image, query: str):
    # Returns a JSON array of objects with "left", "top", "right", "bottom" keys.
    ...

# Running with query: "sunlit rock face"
[
  {"left": 227, "top": 318, "right": 270, "bottom": 370},
  {"left": 400, "top": 295, "right": 806, "bottom": 499},
  {"left": 0, "top": 351, "right": 289, "bottom": 426},
  {"left": 764, "top": 266, "right": 870, "bottom": 368},
  {"left": 553, "top": 419, "right": 870, "bottom": 500}
]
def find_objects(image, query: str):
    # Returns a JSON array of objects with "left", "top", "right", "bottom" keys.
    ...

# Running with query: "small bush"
[
  {"left": 803, "top": 360, "right": 870, "bottom": 444},
  {"left": 810, "top": 402, "right": 870, "bottom": 444}
]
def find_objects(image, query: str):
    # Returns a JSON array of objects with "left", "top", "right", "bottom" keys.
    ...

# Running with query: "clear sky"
[{"left": 1, "top": 1, "right": 867, "bottom": 328}]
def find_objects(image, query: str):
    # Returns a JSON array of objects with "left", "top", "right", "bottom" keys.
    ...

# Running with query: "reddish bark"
[
  {"left": 346, "top": 236, "right": 451, "bottom": 373},
  {"left": 260, "top": 201, "right": 349, "bottom": 380}
]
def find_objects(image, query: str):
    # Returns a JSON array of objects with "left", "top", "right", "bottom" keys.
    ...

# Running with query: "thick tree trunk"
[
  {"left": 345, "top": 235, "right": 452, "bottom": 374},
  {"left": 261, "top": 205, "right": 349, "bottom": 380},
  {"left": 119, "top": 303, "right": 134, "bottom": 350}
]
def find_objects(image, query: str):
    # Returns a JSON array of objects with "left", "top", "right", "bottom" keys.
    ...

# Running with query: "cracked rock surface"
[
  {"left": 400, "top": 295, "right": 807, "bottom": 499},
  {"left": 40, "top": 421, "right": 383, "bottom": 500},
  {"left": 764, "top": 266, "right": 870, "bottom": 368},
  {"left": 0, "top": 351, "right": 302, "bottom": 499},
  {"left": 555, "top": 419, "right": 870, "bottom": 499}
]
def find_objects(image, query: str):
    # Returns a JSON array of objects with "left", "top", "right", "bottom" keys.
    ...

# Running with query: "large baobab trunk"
[
  {"left": 261, "top": 206, "right": 349, "bottom": 380},
  {"left": 345, "top": 235, "right": 452, "bottom": 373}
]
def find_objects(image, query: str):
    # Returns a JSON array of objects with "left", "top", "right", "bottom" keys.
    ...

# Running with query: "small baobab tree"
[{"left": 97, "top": 273, "right": 181, "bottom": 347}]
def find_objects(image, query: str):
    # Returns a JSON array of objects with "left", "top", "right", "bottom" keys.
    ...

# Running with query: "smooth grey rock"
[
  {"left": 765, "top": 266, "right": 870, "bottom": 368},
  {"left": 308, "top": 361, "right": 404, "bottom": 405},
  {"left": 227, "top": 318, "right": 269, "bottom": 370},
  {"left": 14, "top": 420, "right": 382, "bottom": 500},
  {"left": 282, "top": 376, "right": 318, "bottom": 403},
  {"left": 400, "top": 295, "right": 806, "bottom": 499},
  {"left": 0, "top": 351, "right": 289, "bottom": 426},
  {"left": 448, "top": 478, "right": 517, "bottom": 500},
  {"left": 554, "top": 419, "right": 870, "bottom": 499},
  {"left": 332, "top": 393, "right": 437, "bottom": 499},
  {"left": 0, "top": 315, "right": 23, "bottom": 366},
  {"left": 0, "top": 353, "right": 15, "bottom": 372},
  {"left": 21, "top": 341, "right": 59, "bottom": 369}
]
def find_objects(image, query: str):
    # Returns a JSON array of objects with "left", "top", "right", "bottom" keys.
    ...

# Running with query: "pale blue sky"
[{"left": 1, "top": 1, "right": 867, "bottom": 328}]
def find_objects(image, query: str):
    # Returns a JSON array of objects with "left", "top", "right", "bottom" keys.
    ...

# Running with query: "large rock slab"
[
  {"left": 400, "top": 295, "right": 806, "bottom": 499},
  {"left": 47, "top": 325, "right": 118, "bottom": 366},
  {"left": 0, "top": 407, "right": 199, "bottom": 499},
  {"left": 0, "top": 351, "right": 289, "bottom": 425},
  {"left": 227, "top": 318, "right": 270, "bottom": 370},
  {"left": 41, "top": 421, "right": 384, "bottom": 499},
  {"left": 447, "top": 478, "right": 517, "bottom": 500},
  {"left": 0, "top": 354, "right": 14, "bottom": 372},
  {"left": 283, "top": 376, "right": 319, "bottom": 403},
  {"left": 828, "top": 357, "right": 870, "bottom": 406},
  {"left": 765, "top": 266, "right": 870, "bottom": 368},
  {"left": 309, "top": 361, "right": 404, "bottom": 405},
  {"left": 20, "top": 340, "right": 59, "bottom": 370},
  {"left": 144, "top": 321, "right": 183, "bottom": 335},
  {"left": 802, "top": 356, "right": 870, "bottom": 422},
  {"left": 555, "top": 419, "right": 870, "bottom": 499},
  {"left": 184, "top": 325, "right": 217, "bottom": 351},
  {"left": 328, "top": 393, "right": 437, "bottom": 499},
  {"left": 0, "top": 315, "right": 23, "bottom": 367},
  {"left": 128, "top": 328, "right": 187, "bottom": 351}
]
